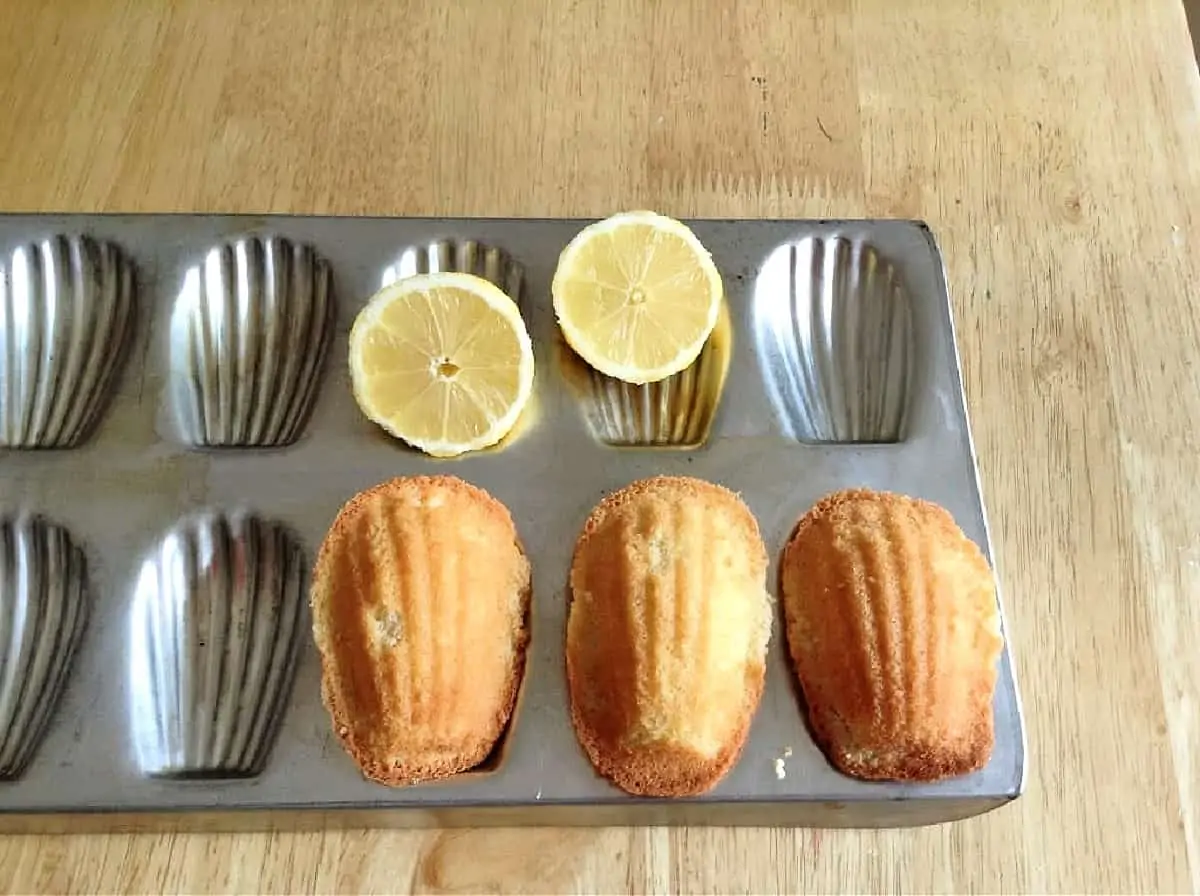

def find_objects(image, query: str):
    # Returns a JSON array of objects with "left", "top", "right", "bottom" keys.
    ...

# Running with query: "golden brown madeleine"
[
  {"left": 566, "top": 475, "right": 771, "bottom": 797},
  {"left": 780, "top": 488, "right": 1004, "bottom": 783},
  {"left": 311, "top": 475, "right": 531, "bottom": 786}
]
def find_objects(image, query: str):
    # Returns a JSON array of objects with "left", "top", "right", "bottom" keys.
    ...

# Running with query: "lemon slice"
[
  {"left": 348, "top": 272, "right": 534, "bottom": 458},
  {"left": 551, "top": 210, "right": 723, "bottom": 384}
]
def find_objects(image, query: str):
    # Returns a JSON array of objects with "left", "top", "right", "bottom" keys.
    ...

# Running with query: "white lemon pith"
[
  {"left": 551, "top": 210, "right": 724, "bottom": 385},
  {"left": 348, "top": 272, "right": 534, "bottom": 458}
]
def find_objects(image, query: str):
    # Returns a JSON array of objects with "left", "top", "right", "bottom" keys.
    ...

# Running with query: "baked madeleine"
[
  {"left": 311, "top": 475, "right": 530, "bottom": 785},
  {"left": 780, "top": 488, "right": 1004, "bottom": 782},
  {"left": 566, "top": 475, "right": 771, "bottom": 797}
]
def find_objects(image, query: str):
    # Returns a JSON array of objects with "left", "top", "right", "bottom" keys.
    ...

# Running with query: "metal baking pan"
[{"left": 0, "top": 213, "right": 1025, "bottom": 832}]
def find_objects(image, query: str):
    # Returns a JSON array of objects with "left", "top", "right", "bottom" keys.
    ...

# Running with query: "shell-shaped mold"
[
  {"left": 128, "top": 512, "right": 306, "bottom": 779},
  {"left": 381, "top": 239, "right": 524, "bottom": 303},
  {"left": 560, "top": 301, "right": 732, "bottom": 448},
  {"left": 752, "top": 236, "right": 914, "bottom": 443},
  {"left": 0, "top": 515, "right": 89, "bottom": 780},
  {"left": 168, "top": 235, "right": 335, "bottom": 448},
  {"left": 0, "top": 235, "right": 136, "bottom": 449}
]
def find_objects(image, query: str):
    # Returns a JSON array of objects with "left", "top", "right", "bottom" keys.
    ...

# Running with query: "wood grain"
[{"left": 1, "top": 0, "right": 1198, "bottom": 892}]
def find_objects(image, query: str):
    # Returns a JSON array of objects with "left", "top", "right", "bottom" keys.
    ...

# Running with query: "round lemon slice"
[
  {"left": 348, "top": 272, "right": 534, "bottom": 458},
  {"left": 551, "top": 210, "right": 723, "bottom": 384}
]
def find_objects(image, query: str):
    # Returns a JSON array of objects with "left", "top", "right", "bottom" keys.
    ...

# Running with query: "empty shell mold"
[
  {"left": 381, "top": 239, "right": 524, "bottom": 303},
  {"left": 0, "top": 235, "right": 136, "bottom": 449},
  {"left": 168, "top": 235, "right": 335, "bottom": 448},
  {"left": 0, "top": 515, "right": 90, "bottom": 780},
  {"left": 559, "top": 300, "right": 732, "bottom": 447},
  {"left": 128, "top": 512, "right": 306, "bottom": 779},
  {"left": 752, "top": 236, "right": 914, "bottom": 443}
]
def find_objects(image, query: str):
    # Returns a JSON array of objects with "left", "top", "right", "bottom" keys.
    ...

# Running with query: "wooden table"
[{"left": 1, "top": 1, "right": 1197, "bottom": 892}]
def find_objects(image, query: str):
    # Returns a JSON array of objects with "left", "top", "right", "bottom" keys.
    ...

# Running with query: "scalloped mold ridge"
[
  {"left": 0, "top": 235, "right": 136, "bottom": 449},
  {"left": 562, "top": 300, "right": 732, "bottom": 448},
  {"left": 0, "top": 515, "right": 90, "bottom": 780},
  {"left": 128, "top": 511, "right": 306, "bottom": 779},
  {"left": 381, "top": 238, "right": 524, "bottom": 304},
  {"left": 168, "top": 235, "right": 335, "bottom": 448},
  {"left": 752, "top": 236, "right": 914, "bottom": 443}
]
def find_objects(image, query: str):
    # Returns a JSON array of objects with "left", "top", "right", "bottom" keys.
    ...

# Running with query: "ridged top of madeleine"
[
  {"left": 567, "top": 475, "right": 771, "bottom": 797},
  {"left": 311, "top": 475, "right": 530, "bottom": 786},
  {"left": 780, "top": 488, "right": 1004, "bottom": 783}
]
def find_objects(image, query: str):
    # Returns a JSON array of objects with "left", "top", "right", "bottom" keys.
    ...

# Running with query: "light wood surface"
[{"left": 1, "top": 1, "right": 1198, "bottom": 893}]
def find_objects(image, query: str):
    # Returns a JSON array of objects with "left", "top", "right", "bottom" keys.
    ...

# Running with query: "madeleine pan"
[{"left": 0, "top": 214, "right": 1024, "bottom": 831}]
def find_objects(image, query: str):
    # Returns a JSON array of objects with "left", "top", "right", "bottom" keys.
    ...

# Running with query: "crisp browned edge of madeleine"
[
  {"left": 565, "top": 475, "right": 769, "bottom": 798},
  {"left": 778, "top": 487, "right": 1002, "bottom": 784},
  {"left": 311, "top": 474, "right": 533, "bottom": 787}
]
